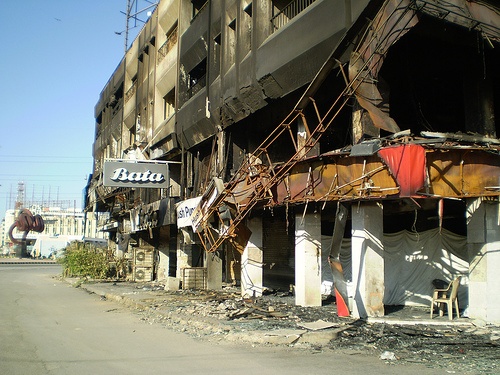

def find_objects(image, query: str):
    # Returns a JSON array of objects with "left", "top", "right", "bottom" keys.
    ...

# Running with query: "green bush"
[{"left": 58, "top": 241, "right": 110, "bottom": 279}]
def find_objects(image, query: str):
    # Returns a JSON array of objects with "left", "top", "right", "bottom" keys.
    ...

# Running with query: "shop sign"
[
  {"left": 176, "top": 196, "right": 202, "bottom": 228},
  {"left": 103, "top": 159, "right": 169, "bottom": 188}
]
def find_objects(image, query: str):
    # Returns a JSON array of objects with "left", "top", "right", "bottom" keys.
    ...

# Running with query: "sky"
[{"left": 0, "top": 1, "right": 148, "bottom": 221}]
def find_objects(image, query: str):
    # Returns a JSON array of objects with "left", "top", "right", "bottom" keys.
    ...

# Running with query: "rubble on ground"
[{"left": 83, "top": 280, "right": 500, "bottom": 374}]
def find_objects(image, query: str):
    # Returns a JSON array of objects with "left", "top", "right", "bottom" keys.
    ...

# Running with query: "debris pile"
[
  {"left": 331, "top": 321, "right": 500, "bottom": 373},
  {"left": 96, "top": 281, "right": 499, "bottom": 374}
]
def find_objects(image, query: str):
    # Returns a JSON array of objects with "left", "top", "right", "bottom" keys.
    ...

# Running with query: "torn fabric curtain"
[{"left": 378, "top": 144, "right": 426, "bottom": 196}]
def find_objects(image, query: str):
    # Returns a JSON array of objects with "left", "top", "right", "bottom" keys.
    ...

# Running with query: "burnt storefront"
[{"left": 87, "top": 0, "right": 500, "bottom": 323}]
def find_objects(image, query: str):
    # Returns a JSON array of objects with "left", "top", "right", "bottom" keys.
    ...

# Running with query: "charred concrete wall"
[{"left": 176, "top": 0, "right": 369, "bottom": 150}]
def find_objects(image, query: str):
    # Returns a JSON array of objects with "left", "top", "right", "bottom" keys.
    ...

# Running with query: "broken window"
[
  {"left": 125, "top": 75, "right": 137, "bottom": 103},
  {"left": 212, "top": 33, "right": 222, "bottom": 74},
  {"left": 187, "top": 58, "right": 207, "bottom": 99},
  {"left": 242, "top": 2, "right": 252, "bottom": 51},
  {"left": 214, "top": 33, "right": 221, "bottom": 46},
  {"left": 244, "top": 2, "right": 252, "bottom": 17},
  {"left": 378, "top": 16, "right": 493, "bottom": 135},
  {"left": 226, "top": 16, "right": 236, "bottom": 68},
  {"left": 110, "top": 85, "right": 123, "bottom": 117}
]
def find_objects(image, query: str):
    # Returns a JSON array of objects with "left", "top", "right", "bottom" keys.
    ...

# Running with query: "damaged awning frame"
[{"left": 193, "top": 0, "right": 500, "bottom": 254}]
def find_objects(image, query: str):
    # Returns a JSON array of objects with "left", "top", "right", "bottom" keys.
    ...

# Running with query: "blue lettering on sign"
[{"left": 178, "top": 205, "right": 196, "bottom": 219}]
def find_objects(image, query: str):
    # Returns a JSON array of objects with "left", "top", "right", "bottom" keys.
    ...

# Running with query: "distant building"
[
  {"left": 2, "top": 206, "right": 87, "bottom": 256},
  {"left": 85, "top": 0, "right": 500, "bottom": 323}
]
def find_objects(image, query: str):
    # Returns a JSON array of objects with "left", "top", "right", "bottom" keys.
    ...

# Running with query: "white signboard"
[{"left": 176, "top": 197, "right": 202, "bottom": 228}]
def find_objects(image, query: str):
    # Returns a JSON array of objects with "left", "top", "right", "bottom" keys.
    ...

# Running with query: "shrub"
[{"left": 58, "top": 241, "right": 110, "bottom": 279}]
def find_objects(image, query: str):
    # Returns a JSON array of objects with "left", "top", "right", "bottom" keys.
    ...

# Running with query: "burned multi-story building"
[{"left": 86, "top": 0, "right": 500, "bottom": 323}]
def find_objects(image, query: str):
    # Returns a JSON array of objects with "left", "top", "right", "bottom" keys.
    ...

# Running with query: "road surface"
[{"left": 0, "top": 264, "right": 443, "bottom": 375}]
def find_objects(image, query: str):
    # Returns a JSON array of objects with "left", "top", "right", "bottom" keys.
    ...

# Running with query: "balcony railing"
[
  {"left": 187, "top": 73, "right": 207, "bottom": 99},
  {"left": 125, "top": 81, "right": 137, "bottom": 103},
  {"left": 157, "top": 27, "right": 178, "bottom": 64},
  {"left": 271, "top": 0, "right": 317, "bottom": 32}
]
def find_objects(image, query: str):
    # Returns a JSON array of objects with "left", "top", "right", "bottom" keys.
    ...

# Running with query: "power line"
[
  {"left": 0, "top": 174, "right": 86, "bottom": 178},
  {"left": 0, "top": 161, "right": 90, "bottom": 164},
  {"left": 0, "top": 155, "right": 90, "bottom": 159}
]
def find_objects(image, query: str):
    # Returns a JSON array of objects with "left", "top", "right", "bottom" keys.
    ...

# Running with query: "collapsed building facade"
[{"left": 86, "top": 0, "right": 500, "bottom": 323}]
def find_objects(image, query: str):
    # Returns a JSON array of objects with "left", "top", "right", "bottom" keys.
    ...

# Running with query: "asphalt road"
[{"left": 0, "top": 264, "right": 443, "bottom": 375}]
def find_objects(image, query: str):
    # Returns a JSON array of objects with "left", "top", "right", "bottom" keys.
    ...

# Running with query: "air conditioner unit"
[
  {"left": 135, "top": 268, "right": 145, "bottom": 280},
  {"left": 134, "top": 267, "right": 152, "bottom": 282},
  {"left": 136, "top": 251, "right": 146, "bottom": 262}
]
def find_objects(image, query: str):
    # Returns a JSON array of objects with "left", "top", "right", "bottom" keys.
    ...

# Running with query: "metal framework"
[
  {"left": 122, "top": 0, "right": 159, "bottom": 53},
  {"left": 194, "top": 0, "right": 420, "bottom": 253}
]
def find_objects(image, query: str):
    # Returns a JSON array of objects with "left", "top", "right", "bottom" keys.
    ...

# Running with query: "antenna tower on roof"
[{"left": 120, "top": 0, "right": 159, "bottom": 53}]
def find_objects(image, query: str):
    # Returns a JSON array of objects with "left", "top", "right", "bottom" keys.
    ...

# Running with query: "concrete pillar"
[
  {"left": 156, "top": 227, "right": 170, "bottom": 282},
  {"left": 351, "top": 202, "right": 384, "bottom": 318},
  {"left": 241, "top": 217, "right": 263, "bottom": 297},
  {"left": 176, "top": 230, "right": 192, "bottom": 278},
  {"left": 206, "top": 250, "right": 223, "bottom": 290},
  {"left": 157, "top": 250, "right": 169, "bottom": 281},
  {"left": 467, "top": 198, "right": 500, "bottom": 323},
  {"left": 295, "top": 212, "right": 322, "bottom": 307}
]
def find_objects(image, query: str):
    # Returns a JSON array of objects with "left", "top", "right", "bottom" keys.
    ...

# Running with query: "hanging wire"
[{"left": 411, "top": 208, "right": 419, "bottom": 241}]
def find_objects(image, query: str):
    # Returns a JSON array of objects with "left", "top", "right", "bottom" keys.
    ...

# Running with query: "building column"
[
  {"left": 206, "top": 249, "right": 223, "bottom": 290},
  {"left": 156, "top": 227, "right": 170, "bottom": 281},
  {"left": 176, "top": 229, "right": 192, "bottom": 278},
  {"left": 467, "top": 198, "right": 500, "bottom": 323},
  {"left": 295, "top": 212, "right": 322, "bottom": 307},
  {"left": 241, "top": 217, "right": 263, "bottom": 297},
  {"left": 351, "top": 202, "right": 384, "bottom": 318}
]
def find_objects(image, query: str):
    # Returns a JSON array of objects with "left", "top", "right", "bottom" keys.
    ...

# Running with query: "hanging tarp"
[
  {"left": 383, "top": 227, "right": 468, "bottom": 306},
  {"left": 321, "top": 227, "right": 468, "bottom": 307}
]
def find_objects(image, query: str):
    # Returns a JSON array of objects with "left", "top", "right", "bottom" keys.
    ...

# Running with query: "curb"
[{"left": 72, "top": 280, "right": 351, "bottom": 348}]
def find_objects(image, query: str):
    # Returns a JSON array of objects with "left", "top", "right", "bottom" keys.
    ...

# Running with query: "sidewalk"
[
  {"left": 69, "top": 279, "right": 348, "bottom": 346},
  {"left": 67, "top": 279, "right": 488, "bottom": 345}
]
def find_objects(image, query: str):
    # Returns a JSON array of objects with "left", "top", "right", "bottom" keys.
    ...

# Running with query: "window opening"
[
  {"left": 163, "top": 88, "right": 176, "bottom": 120},
  {"left": 214, "top": 33, "right": 221, "bottom": 45},
  {"left": 188, "top": 58, "right": 207, "bottom": 99},
  {"left": 158, "top": 22, "right": 178, "bottom": 64},
  {"left": 244, "top": 3, "right": 253, "bottom": 17},
  {"left": 192, "top": 0, "right": 208, "bottom": 20},
  {"left": 271, "top": 0, "right": 317, "bottom": 32}
]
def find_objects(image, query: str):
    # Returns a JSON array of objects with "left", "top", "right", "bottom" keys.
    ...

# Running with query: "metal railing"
[
  {"left": 125, "top": 81, "right": 137, "bottom": 103},
  {"left": 157, "top": 26, "right": 178, "bottom": 64},
  {"left": 271, "top": 0, "right": 317, "bottom": 32},
  {"left": 187, "top": 73, "right": 207, "bottom": 99}
]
